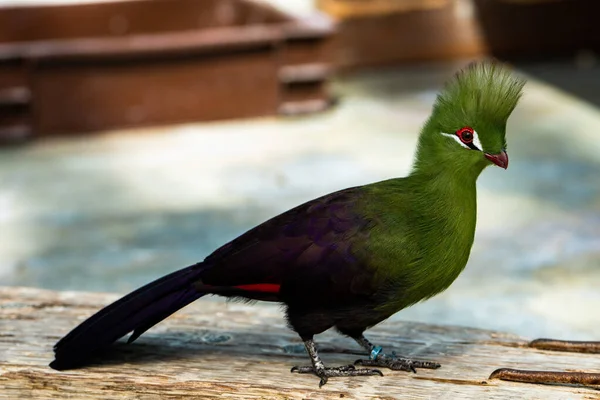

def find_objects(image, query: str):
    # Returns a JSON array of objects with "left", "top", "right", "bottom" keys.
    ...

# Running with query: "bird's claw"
[
  {"left": 355, "top": 356, "right": 440, "bottom": 373},
  {"left": 291, "top": 364, "right": 383, "bottom": 387},
  {"left": 291, "top": 364, "right": 355, "bottom": 373}
]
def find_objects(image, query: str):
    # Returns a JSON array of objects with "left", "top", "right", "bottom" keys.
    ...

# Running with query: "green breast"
[{"left": 360, "top": 173, "right": 478, "bottom": 313}]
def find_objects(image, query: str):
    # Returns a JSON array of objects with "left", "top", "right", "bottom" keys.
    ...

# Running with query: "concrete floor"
[{"left": 1, "top": 59, "right": 599, "bottom": 342}]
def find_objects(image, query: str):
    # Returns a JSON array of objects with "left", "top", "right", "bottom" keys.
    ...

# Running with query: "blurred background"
[{"left": 0, "top": 0, "right": 599, "bottom": 341}]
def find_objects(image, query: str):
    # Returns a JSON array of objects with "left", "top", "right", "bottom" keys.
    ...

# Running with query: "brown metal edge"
[{"left": 1, "top": 27, "right": 285, "bottom": 64}]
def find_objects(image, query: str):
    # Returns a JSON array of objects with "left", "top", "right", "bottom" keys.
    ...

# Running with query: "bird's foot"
[
  {"left": 291, "top": 364, "right": 383, "bottom": 387},
  {"left": 351, "top": 337, "right": 440, "bottom": 373},
  {"left": 355, "top": 351, "right": 441, "bottom": 372}
]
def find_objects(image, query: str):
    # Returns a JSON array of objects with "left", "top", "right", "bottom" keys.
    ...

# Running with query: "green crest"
[{"left": 434, "top": 61, "right": 525, "bottom": 125}]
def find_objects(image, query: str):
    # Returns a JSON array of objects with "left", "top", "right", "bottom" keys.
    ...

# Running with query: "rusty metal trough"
[{"left": 0, "top": 0, "right": 336, "bottom": 142}]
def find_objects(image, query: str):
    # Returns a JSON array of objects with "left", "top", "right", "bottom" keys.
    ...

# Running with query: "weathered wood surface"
[{"left": 1, "top": 286, "right": 598, "bottom": 399}]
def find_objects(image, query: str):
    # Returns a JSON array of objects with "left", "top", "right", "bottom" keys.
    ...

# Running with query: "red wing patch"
[{"left": 233, "top": 284, "right": 281, "bottom": 293}]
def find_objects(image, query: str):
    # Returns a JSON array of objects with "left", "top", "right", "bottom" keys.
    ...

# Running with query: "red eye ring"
[{"left": 456, "top": 127, "right": 474, "bottom": 144}]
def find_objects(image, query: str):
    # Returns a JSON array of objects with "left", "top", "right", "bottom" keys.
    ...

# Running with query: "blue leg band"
[{"left": 370, "top": 345, "right": 383, "bottom": 360}]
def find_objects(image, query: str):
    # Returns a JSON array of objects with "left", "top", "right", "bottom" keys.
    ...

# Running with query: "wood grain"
[{"left": 1, "top": 286, "right": 598, "bottom": 399}]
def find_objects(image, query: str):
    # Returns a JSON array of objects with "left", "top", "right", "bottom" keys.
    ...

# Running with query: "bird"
[{"left": 50, "top": 61, "right": 525, "bottom": 387}]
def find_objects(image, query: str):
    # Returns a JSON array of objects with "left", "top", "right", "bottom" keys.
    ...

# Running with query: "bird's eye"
[{"left": 457, "top": 127, "right": 474, "bottom": 144}]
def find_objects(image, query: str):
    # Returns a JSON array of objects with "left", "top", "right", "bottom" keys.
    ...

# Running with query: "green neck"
[{"left": 398, "top": 124, "right": 486, "bottom": 302}]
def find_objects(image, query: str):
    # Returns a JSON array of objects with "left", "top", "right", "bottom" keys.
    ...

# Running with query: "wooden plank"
[{"left": 1, "top": 286, "right": 598, "bottom": 399}]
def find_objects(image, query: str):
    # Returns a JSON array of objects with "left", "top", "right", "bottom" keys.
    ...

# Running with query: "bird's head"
[{"left": 413, "top": 61, "right": 525, "bottom": 175}]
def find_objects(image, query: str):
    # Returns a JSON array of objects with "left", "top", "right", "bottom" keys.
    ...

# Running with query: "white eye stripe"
[
  {"left": 441, "top": 132, "right": 469, "bottom": 148},
  {"left": 472, "top": 130, "right": 482, "bottom": 151},
  {"left": 441, "top": 130, "right": 482, "bottom": 151}
]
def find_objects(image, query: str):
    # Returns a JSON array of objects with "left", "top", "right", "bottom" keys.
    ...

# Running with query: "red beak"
[{"left": 484, "top": 151, "right": 509, "bottom": 169}]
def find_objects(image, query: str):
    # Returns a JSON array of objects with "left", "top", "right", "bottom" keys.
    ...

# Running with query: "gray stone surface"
[{"left": 1, "top": 61, "right": 599, "bottom": 342}]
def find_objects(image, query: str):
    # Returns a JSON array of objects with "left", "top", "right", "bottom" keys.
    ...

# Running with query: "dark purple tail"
[{"left": 50, "top": 262, "right": 208, "bottom": 370}]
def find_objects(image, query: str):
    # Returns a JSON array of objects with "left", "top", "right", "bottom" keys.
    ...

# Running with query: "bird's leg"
[
  {"left": 489, "top": 338, "right": 600, "bottom": 387},
  {"left": 353, "top": 335, "right": 441, "bottom": 372},
  {"left": 290, "top": 338, "right": 383, "bottom": 387}
]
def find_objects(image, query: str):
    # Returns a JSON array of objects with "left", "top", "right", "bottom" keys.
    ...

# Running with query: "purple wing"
[{"left": 199, "top": 187, "right": 376, "bottom": 305}]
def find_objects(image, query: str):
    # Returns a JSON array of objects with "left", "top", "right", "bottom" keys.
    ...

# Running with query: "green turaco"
[{"left": 50, "top": 61, "right": 525, "bottom": 387}]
